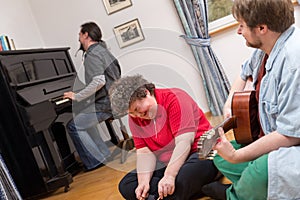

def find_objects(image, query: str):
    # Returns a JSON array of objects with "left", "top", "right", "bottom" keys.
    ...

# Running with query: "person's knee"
[
  {"left": 118, "top": 179, "right": 127, "bottom": 198},
  {"left": 241, "top": 154, "right": 268, "bottom": 185},
  {"left": 118, "top": 177, "right": 136, "bottom": 200},
  {"left": 174, "top": 171, "right": 197, "bottom": 196},
  {"left": 67, "top": 120, "right": 76, "bottom": 132},
  {"left": 233, "top": 154, "right": 268, "bottom": 200}
]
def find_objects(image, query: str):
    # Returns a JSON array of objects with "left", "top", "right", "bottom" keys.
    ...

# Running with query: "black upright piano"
[{"left": 0, "top": 48, "right": 82, "bottom": 199}]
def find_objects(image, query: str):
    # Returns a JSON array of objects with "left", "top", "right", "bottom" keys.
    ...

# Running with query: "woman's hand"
[
  {"left": 158, "top": 175, "right": 175, "bottom": 199},
  {"left": 136, "top": 147, "right": 156, "bottom": 199},
  {"left": 135, "top": 182, "right": 150, "bottom": 200}
]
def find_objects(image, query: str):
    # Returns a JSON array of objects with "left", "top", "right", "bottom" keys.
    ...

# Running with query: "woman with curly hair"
[{"left": 109, "top": 74, "right": 219, "bottom": 200}]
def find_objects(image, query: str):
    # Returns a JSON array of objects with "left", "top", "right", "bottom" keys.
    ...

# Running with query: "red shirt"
[{"left": 129, "top": 88, "right": 211, "bottom": 163}]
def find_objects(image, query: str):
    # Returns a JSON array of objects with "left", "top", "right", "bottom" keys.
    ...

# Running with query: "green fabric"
[{"left": 213, "top": 141, "right": 268, "bottom": 200}]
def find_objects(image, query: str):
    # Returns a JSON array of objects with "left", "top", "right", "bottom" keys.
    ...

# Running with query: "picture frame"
[
  {"left": 102, "top": 0, "right": 132, "bottom": 15},
  {"left": 113, "top": 19, "right": 145, "bottom": 48}
]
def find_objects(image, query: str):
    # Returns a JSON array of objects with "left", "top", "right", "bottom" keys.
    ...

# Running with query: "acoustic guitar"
[{"left": 198, "top": 90, "right": 260, "bottom": 159}]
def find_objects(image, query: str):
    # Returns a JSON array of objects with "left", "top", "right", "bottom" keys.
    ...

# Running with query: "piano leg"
[
  {"left": 51, "top": 122, "right": 81, "bottom": 175},
  {"left": 42, "top": 130, "right": 73, "bottom": 192}
]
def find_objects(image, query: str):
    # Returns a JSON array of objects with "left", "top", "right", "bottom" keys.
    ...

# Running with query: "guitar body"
[
  {"left": 198, "top": 90, "right": 260, "bottom": 159},
  {"left": 232, "top": 90, "right": 260, "bottom": 144}
]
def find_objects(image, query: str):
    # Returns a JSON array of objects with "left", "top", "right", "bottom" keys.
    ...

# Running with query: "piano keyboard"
[
  {"left": 51, "top": 96, "right": 71, "bottom": 106},
  {"left": 54, "top": 98, "right": 70, "bottom": 105}
]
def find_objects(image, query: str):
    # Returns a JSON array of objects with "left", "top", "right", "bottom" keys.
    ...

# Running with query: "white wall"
[
  {"left": 0, "top": 0, "right": 44, "bottom": 48},
  {"left": 25, "top": 0, "right": 208, "bottom": 111},
  {"left": 210, "top": 27, "right": 254, "bottom": 84},
  {"left": 1, "top": 0, "right": 300, "bottom": 114}
]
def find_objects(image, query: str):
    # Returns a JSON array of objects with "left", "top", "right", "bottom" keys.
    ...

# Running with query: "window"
[
  {"left": 208, "top": 0, "right": 299, "bottom": 33},
  {"left": 208, "top": 0, "right": 235, "bottom": 32}
]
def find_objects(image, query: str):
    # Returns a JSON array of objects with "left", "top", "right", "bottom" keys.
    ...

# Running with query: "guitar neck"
[
  {"left": 197, "top": 116, "right": 237, "bottom": 159},
  {"left": 198, "top": 91, "right": 258, "bottom": 159},
  {"left": 216, "top": 117, "right": 237, "bottom": 133}
]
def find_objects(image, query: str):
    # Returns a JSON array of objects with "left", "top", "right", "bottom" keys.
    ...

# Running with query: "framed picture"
[
  {"left": 114, "top": 19, "right": 144, "bottom": 48},
  {"left": 102, "top": 0, "right": 132, "bottom": 15}
]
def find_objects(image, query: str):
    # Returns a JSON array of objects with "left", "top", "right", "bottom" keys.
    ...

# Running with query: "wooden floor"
[
  {"left": 41, "top": 115, "right": 229, "bottom": 200},
  {"left": 40, "top": 148, "right": 137, "bottom": 200}
]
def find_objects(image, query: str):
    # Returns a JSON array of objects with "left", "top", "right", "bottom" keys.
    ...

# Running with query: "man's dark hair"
[
  {"left": 80, "top": 22, "right": 107, "bottom": 48},
  {"left": 80, "top": 22, "right": 102, "bottom": 42}
]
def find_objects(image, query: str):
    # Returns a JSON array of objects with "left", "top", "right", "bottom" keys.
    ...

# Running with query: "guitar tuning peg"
[
  {"left": 206, "top": 156, "right": 214, "bottom": 160},
  {"left": 208, "top": 150, "right": 217, "bottom": 157},
  {"left": 206, "top": 135, "right": 212, "bottom": 139}
]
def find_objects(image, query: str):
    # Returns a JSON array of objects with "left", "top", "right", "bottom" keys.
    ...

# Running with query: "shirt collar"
[
  {"left": 85, "top": 43, "right": 98, "bottom": 56},
  {"left": 266, "top": 26, "right": 295, "bottom": 71}
]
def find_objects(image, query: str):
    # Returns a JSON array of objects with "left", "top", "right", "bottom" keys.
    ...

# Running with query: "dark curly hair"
[{"left": 109, "top": 74, "right": 155, "bottom": 116}]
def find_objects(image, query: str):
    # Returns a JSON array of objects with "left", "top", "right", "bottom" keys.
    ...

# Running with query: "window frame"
[{"left": 208, "top": 0, "right": 299, "bottom": 36}]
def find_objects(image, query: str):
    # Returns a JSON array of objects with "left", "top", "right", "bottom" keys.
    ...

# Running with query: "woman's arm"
[
  {"left": 135, "top": 147, "right": 157, "bottom": 200},
  {"left": 158, "top": 132, "right": 194, "bottom": 199}
]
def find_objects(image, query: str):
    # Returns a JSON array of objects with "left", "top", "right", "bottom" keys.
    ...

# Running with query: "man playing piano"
[{"left": 63, "top": 22, "right": 121, "bottom": 171}]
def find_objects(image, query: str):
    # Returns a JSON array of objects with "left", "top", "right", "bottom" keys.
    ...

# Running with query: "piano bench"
[{"left": 104, "top": 117, "right": 134, "bottom": 164}]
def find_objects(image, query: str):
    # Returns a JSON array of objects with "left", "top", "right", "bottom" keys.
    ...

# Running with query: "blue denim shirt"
[
  {"left": 241, "top": 26, "right": 300, "bottom": 137},
  {"left": 241, "top": 26, "right": 300, "bottom": 199}
]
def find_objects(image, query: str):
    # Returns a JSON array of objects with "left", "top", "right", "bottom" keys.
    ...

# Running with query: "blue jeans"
[{"left": 67, "top": 111, "right": 112, "bottom": 170}]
